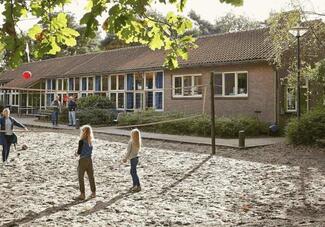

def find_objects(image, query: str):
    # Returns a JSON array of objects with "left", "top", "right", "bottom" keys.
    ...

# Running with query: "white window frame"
[
  {"left": 214, "top": 71, "right": 248, "bottom": 97},
  {"left": 172, "top": 74, "right": 202, "bottom": 98},
  {"left": 110, "top": 74, "right": 125, "bottom": 91},
  {"left": 286, "top": 87, "right": 297, "bottom": 113}
]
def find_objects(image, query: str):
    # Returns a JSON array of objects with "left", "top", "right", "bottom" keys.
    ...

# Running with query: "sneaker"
[
  {"left": 128, "top": 186, "right": 136, "bottom": 192},
  {"left": 74, "top": 193, "right": 85, "bottom": 200},
  {"left": 89, "top": 192, "right": 96, "bottom": 199},
  {"left": 132, "top": 186, "right": 141, "bottom": 193}
]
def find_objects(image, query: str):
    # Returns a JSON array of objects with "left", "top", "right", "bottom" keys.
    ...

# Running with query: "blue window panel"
[
  {"left": 127, "top": 74, "right": 134, "bottom": 90},
  {"left": 46, "top": 94, "right": 54, "bottom": 106},
  {"left": 95, "top": 76, "right": 101, "bottom": 91},
  {"left": 155, "top": 72, "right": 163, "bottom": 89},
  {"left": 82, "top": 78, "right": 87, "bottom": 91},
  {"left": 155, "top": 92, "right": 163, "bottom": 110},
  {"left": 47, "top": 80, "right": 52, "bottom": 90},
  {"left": 52, "top": 79, "right": 56, "bottom": 90},
  {"left": 126, "top": 92, "right": 134, "bottom": 109},
  {"left": 146, "top": 92, "right": 153, "bottom": 108},
  {"left": 69, "top": 78, "right": 74, "bottom": 91}
]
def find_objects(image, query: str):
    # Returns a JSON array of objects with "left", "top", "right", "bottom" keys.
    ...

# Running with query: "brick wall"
[{"left": 163, "top": 63, "right": 276, "bottom": 123}]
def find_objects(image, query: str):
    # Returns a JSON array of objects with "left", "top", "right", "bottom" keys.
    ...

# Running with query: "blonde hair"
[
  {"left": 80, "top": 125, "right": 94, "bottom": 145},
  {"left": 2, "top": 108, "right": 10, "bottom": 117},
  {"left": 131, "top": 128, "right": 141, "bottom": 150}
]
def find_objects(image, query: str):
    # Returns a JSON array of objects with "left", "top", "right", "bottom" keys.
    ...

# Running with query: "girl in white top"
[{"left": 123, "top": 129, "right": 141, "bottom": 192}]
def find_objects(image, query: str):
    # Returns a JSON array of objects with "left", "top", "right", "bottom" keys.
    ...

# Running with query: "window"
[
  {"left": 155, "top": 92, "right": 163, "bottom": 110},
  {"left": 286, "top": 88, "right": 296, "bottom": 112},
  {"left": 118, "top": 75, "right": 124, "bottom": 90},
  {"left": 88, "top": 77, "right": 93, "bottom": 91},
  {"left": 155, "top": 72, "right": 163, "bottom": 89},
  {"left": 82, "top": 78, "right": 87, "bottom": 91},
  {"left": 95, "top": 76, "right": 101, "bottom": 91},
  {"left": 126, "top": 92, "right": 134, "bottom": 109},
  {"left": 145, "top": 72, "right": 154, "bottom": 89},
  {"left": 173, "top": 74, "right": 202, "bottom": 97},
  {"left": 75, "top": 78, "right": 80, "bottom": 91},
  {"left": 63, "top": 79, "right": 68, "bottom": 91},
  {"left": 146, "top": 91, "right": 153, "bottom": 108},
  {"left": 213, "top": 72, "right": 248, "bottom": 97},
  {"left": 135, "top": 93, "right": 144, "bottom": 109},
  {"left": 58, "top": 79, "right": 63, "bottom": 91},
  {"left": 102, "top": 76, "right": 109, "bottom": 91},
  {"left": 118, "top": 93, "right": 124, "bottom": 109},
  {"left": 127, "top": 74, "right": 134, "bottom": 90},
  {"left": 110, "top": 93, "right": 117, "bottom": 107},
  {"left": 69, "top": 78, "right": 74, "bottom": 91},
  {"left": 111, "top": 75, "right": 117, "bottom": 90},
  {"left": 135, "top": 73, "right": 144, "bottom": 90}
]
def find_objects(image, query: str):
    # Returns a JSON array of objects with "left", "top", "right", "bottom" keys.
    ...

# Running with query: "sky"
[{"left": 2, "top": 0, "right": 325, "bottom": 38}]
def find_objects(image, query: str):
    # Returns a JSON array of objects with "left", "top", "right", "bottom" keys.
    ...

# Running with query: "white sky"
[{"left": 1, "top": 0, "right": 325, "bottom": 38}]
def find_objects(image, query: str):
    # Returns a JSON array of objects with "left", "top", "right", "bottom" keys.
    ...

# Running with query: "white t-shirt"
[{"left": 5, "top": 118, "right": 13, "bottom": 135}]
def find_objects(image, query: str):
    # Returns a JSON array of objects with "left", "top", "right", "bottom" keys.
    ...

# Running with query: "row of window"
[
  {"left": 46, "top": 72, "right": 164, "bottom": 92},
  {"left": 172, "top": 72, "right": 248, "bottom": 98}
]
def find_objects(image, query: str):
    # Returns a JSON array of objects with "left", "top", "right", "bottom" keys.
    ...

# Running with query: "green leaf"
[
  {"left": 28, "top": 25, "right": 42, "bottom": 40},
  {"left": 219, "top": 0, "right": 243, "bottom": 6},
  {"left": 65, "top": 37, "right": 77, "bottom": 46},
  {"left": 51, "top": 13, "right": 68, "bottom": 29},
  {"left": 48, "top": 37, "right": 61, "bottom": 55},
  {"left": 149, "top": 33, "right": 164, "bottom": 50}
]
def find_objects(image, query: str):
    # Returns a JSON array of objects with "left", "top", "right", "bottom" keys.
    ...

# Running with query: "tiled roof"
[{"left": 0, "top": 28, "right": 273, "bottom": 88}]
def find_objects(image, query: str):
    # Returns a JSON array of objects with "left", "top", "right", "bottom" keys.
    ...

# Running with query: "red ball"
[{"left": 22, "top": 71, "right": 32, "bottom": 80}]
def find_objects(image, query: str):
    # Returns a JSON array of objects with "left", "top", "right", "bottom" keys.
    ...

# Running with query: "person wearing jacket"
[
  {"left": 68, "top": 96, "right": 77, "bottom": 127},
  {"left": 0, "top": 108, "right": 28, "bottom": 165}
]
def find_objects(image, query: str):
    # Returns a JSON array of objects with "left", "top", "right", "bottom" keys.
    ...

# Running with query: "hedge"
[
  {"left": 286, "top": 106, "right": 325, "bottom": 145},
  {"left": 118, "top": 111, "right": 269, "bottom": 138}
]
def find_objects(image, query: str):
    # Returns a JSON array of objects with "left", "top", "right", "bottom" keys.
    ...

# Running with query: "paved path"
[{"left": 15, "top": 116, "right": 285, "bottom": 148}]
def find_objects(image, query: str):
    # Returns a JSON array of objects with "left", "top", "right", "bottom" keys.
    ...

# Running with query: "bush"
[
  {"left": 77, "top": 108, "right": 117, "bottom": 126},
  {"left": 119, "top": 111, "right": 268, "bottom": 138},
  {"left": 286, "top": 106, "right": 325, "bottom": 145},
  {"left": 77, "top": 95, "right": 114, "bottom": 109}
]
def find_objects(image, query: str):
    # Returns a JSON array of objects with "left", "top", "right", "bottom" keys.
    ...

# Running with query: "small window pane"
[
  {"left": 127, "top": 74, "right": 134, "bottom": 90},
  {"left": 111, "top": 75, "right": 117, "bottom": 90},
  {"left": 155, "top": 72, "right": 163, "bottom": 89},
  {"left": 118, "top": 75, "right": 124, "bottom": 90},
  {"left": 75, "top": 78, "right": 80, "bottom": 91},
  {"left": 174, "top": 77, "right": 182, "bottom": 95},
  {"left": 146, "top": 91, "right": 153, "bottom": 108},
  {"left": 102, "top": 76, "right": 109, "bottom": 91},
  {"left": 58, "top": 80, "right": 62, "bottom": 91},
  {"left": 110, "top": 93, "right": 117, "bottom": 108},
  {"left": 47, "top": 80, "right": 52, "bottom": 90},
  {"left": 135, "top": 73, "right": 144, "bottom": 90},
  {"left": 126, "top": 92, "right": 134, "bottom": 109},
  {"left": 183, "top": 76, "right": 192, "bottom": 96},
  {"left": 238, "top": 73, "right": 247, "bottom": 95},
  {"left": 155, "top": 92, "right": 163, "bottom": 110},
  {"left": 214, "top": 73, "right": 222, "bottom": 95},
  {"left": 145, "top": 72, "right": 154, "bottom": 89},
  {"left": 63, "top": 79, "right": 67, "bottom": 91},
  {"left": 135, "top": 93, "right": 143, "bottom": 109},
  {"left": 118, "top": 93, "right": 124, "bottom": 109},
  {"left": 82, "top": 78, "right": 87, "bottom": 91},
  {"left": 193, "top": 76, "right": 202, "bottom": 95},
  {"left": 225, "top": 73, "right": 235, "bottom": 96},
  {"left": 287, "top": 88, "right": 296, "bottom": 111},
  {"left": 69, "top": 78, "right": 74, "bottom": 91},
  {"left": 52, "top": 79, "right": 56, "bottom": 90},
  {"left": 95, "top": 76, "right": 101, "bottom": 91},
  {"left": 88, "top": 77, "right": 93, "bottom": 91}
]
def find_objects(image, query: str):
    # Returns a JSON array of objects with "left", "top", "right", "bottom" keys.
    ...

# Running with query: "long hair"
[
  {"left": 131, "top": 128, "right": 141, "bottom": 150},
  {"left": 80, "top": 125, "right": 94, "bottom": 145}
]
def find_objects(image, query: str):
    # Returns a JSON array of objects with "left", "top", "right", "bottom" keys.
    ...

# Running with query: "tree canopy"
[{"left": 0, "top": 0, "right": 243, "bottom": 69}]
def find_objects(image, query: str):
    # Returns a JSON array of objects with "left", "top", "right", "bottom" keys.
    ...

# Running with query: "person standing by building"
[
  {"left": 51, "top": 96, "right": 61, "bottom": 127},
  {"left": 68, "top": 96, "right": 77, "bottom": 127},
  {"left": 0, "top": 108, "right": 28, "bottom": 165}
]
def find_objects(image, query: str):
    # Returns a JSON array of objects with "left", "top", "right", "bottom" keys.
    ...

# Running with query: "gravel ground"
[{"left": 0, "top": 131, "right": 324, "bottom": 226}]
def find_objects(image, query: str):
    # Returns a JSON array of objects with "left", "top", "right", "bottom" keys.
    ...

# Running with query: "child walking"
[
  {"left": 75, "top": 125, "right": 96, "bottom": 200},
  {"left": 123, "top": 129, "right": 141, "bottom": 192}
]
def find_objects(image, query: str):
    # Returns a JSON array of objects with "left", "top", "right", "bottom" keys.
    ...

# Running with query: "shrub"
[
  {"left": 286, "top": 106, "right": 325, "bottom": 145},
  {"left": 77, "top": 95, "right": 114, "bottom": 109},
  {"left": 118, "top": 111, "right": 268, "bottom": 138},
  {"left": 77, "top": 108, "right": 117, "bottom": 126}
]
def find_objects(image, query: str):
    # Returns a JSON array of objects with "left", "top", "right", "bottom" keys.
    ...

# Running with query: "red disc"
[{"left": 22, "top": 71, "right": 32, "bottom": 80}]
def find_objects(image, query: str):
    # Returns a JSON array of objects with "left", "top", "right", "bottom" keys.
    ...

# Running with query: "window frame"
[
  {"left": 172, "top": 74, "right": 203, "bottom": 98},
  {"left": 213, "top": 71, "right": 249, "bottom": 97}
]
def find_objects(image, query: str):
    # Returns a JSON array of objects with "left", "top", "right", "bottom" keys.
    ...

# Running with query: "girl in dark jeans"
[
  {"left": 123, "top": 129, "right": 142, "bottom": 192},
  {"left": 0, "top": 108, "right": 28, "bottom": 165},
  {"left": 75, "top": 125, "right": 96, "bottom": 200}
]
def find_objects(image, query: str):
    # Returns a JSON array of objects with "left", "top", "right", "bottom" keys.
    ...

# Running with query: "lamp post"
[{"left": 289, "top": 26, "right": 308, "bottom": 119}]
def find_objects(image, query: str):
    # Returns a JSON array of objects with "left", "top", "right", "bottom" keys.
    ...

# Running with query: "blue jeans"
[
  {"left": 130, "top": 157, "right": 140, "bottom": 187},
  {"left": 2, "top": 135, "right": 13, "bottom": 162},
  {"left": 52, "top": 111, "right": 59, "bottom": 126},
  {"left": 68, "top": 111, "right": 76, "bottom": 126}
]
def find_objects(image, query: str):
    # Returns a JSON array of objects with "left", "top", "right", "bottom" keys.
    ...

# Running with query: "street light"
[{"left": 289, "top": 26, "right": 308, "bottom": 119}]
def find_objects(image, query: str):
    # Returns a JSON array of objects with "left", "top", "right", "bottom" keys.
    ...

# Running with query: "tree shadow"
[{"left": 1, "top": 199, "right": 90, "bottom": 227}]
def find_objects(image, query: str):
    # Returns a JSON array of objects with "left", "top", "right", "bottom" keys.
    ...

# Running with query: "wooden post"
[{"left": 210, "top": 73, "right": 216, "bottom": 155}]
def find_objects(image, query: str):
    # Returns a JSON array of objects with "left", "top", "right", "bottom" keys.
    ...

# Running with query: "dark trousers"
[
  {"left": 52, "top": 111, "right": 59, "bottom": 126},
  {"left": 2, "top": 135, "right": 13, "bottom": 162},
  {"left": 78, "top": 157, "right": 96, "bottom": 194},
  {"left": 130, "top": 157, "right": 140, "bottom": 186}
]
